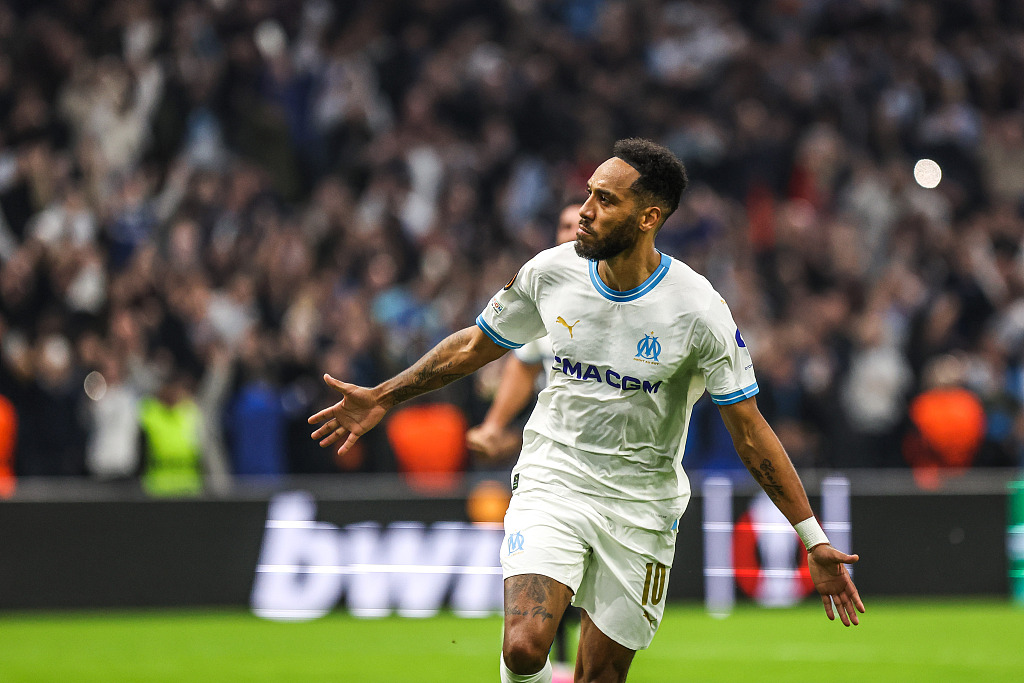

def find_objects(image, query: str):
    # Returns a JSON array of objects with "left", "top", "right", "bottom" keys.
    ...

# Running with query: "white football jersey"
[
  {"left": 477, "top": 243, "right": 757, "bottom": 530},
  {"left": 513, "top": 336, "right": 552, "bottom": 367},
  {"left": 513, "top": 336, "right": 554, "bottom": 392}
]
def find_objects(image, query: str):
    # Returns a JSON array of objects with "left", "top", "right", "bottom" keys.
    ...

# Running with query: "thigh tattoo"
[{"left": 505, "top": 575, "right": 562, "bottom": 623}]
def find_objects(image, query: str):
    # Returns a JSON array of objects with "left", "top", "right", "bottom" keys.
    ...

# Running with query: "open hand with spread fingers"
[
  {"left": 308, "top": 374, "right": 388, "bottom": 456},
  {"left": 808, "top": 544, "right": 866, "bottom": 626}
]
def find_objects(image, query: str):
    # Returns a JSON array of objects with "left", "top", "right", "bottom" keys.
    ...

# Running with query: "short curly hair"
[{"left": 612, "top": 138, "right": 688, "bottom": 224}]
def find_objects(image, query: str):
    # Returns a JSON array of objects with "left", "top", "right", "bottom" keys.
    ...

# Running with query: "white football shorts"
[{"left": 500, "top": 488, "right": 678, "bottom": 651}]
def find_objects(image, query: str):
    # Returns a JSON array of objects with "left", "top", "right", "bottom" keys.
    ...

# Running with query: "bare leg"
[
  {"left": 503, "top": 574, "right": 574, "bottom": 674},
  {"left": 573, "top": 609, "right": 635, "bottom": 683}
]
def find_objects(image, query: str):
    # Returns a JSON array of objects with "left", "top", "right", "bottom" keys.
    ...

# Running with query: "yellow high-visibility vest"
[{"left": 138, "top": 397, "right": 202, "bottom": 496}]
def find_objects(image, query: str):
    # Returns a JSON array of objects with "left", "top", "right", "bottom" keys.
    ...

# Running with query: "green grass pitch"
[{"left": 0, "top": 599, "right": 1021, "bottom": 682}]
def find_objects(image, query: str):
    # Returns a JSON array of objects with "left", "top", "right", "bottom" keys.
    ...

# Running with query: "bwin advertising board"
[{"left": 251, "top": 491, "right": 505, "bottom": 620}]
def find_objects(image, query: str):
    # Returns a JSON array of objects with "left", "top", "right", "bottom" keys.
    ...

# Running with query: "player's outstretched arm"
[
  {"left": 466, "top": 355, "right": 543, "bottom": 458},
  {"left": 718, "top": 397, "right": 865, "bottom": 626},
  {"left": 308, "top": 325, "right": 508, "bottom": 456}
]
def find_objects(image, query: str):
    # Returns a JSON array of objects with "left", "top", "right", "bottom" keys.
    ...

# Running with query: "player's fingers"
[
  {"left": 323, "top": 374, "right": 354, "bottom": 394},
  {"left": 320, "top": 428, "right": 348, "bottom": 449},
  {"left": 840, "top": 552, "right": 860, "bottom": 565},
  {"left": 308, "top": 406, "right": 336, "bottom": 425},
  {"left": 839, "top": 592, "right": 858, "bottom": 626},
  {"left": 310, "top": 418, "right": 336, "bottom": 440},
  {"left": 836, "top": 596, "right": 852, "bottom": 626},
  {"left": 851, "top": 586, "right": 866, "bottom": 614},
  {"left": 337, "top": 431, "right": 362, "bottom": 457},
  {"left": 307, "top": 417, "right": 335, "bottom": 438},
  {"left": 821, "top": 594, "right": 835, "bottom": 621}
]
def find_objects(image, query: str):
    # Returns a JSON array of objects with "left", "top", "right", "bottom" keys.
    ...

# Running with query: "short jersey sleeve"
[
  {"left": 695, "top": 296, "right": 759, "bottom": 405},
  {"left": 476, "top": 261, "right": 547, "bottom": 350}
]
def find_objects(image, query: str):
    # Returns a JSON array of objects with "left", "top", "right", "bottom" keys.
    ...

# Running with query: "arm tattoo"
[
  {"left": 382, "top": 329, "right": 474, "bottom": 408},
  {"left": 745, "top": 457, "right": 787, "bottom": 503}
]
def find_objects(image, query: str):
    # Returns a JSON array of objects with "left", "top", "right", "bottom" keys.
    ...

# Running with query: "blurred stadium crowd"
[{"left": 0, "top": 0, "right": 1022, "bottom": 493}]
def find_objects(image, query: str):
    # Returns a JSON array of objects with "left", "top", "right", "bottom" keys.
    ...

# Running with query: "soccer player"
[{"left": 309, "top": 139, "right": 865, "bottom": 683}]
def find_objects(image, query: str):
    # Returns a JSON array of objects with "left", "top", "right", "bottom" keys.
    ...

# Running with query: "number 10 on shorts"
[{"left": 641, "top": 562, "right": 667, "bottom": 606}]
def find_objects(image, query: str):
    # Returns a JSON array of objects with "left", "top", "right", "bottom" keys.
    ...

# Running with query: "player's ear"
[{"left": 639, "top": 205, "right": 662, "bottom": 234}]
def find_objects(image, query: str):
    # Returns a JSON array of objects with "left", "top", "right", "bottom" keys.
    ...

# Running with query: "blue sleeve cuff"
[
  {"left": 476, "top": 315, "right": 524, "bottom": 350},
  {"left": 709, "top": 382, "right": 759, "bottom": 405}
]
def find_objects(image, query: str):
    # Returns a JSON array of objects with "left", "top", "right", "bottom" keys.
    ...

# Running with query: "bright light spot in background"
[
  {"left": 914, "top": 158, "right": 942, "bottom": 188},
  {"left": 84, "top": 371, "right": 107, "bottom": 401}
]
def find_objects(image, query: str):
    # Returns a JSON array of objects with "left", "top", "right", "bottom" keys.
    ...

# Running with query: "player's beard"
[{"left": 574, "top": 210, "right": 642, "bottom": 262}]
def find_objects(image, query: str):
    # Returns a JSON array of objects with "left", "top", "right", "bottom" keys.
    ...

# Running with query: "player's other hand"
[
  {"left": 466, "top": 422, "right": 521, "bottom": 460},
  {"left": 807, "top": 544, "right": 865, "bottom": 626},
  {"left": 308, "top": 375, "right": 387, "bottom": 456}
]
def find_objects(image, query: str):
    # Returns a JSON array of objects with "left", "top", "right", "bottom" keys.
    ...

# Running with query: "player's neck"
[{"left": 597, "top": 244, "right": 662, "bottom": 292}]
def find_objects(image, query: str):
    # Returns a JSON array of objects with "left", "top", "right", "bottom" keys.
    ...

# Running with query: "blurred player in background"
[
  {"left": 467, "top": 200, "right": 582, "bottom": 459},
  {"left": 309, "top": 139, "right": 864, "bottom": 683},
  {"left": 466, "top": 200, "right": 582, "bottom": 683}
]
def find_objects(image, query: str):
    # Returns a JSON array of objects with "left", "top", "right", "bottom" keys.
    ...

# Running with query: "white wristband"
[{"left": 794, "top": 516, "right": 829, "bottom": 551}]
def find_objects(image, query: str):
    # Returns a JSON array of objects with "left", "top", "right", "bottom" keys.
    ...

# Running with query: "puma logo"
[{"left": 556, "top": 316, "right": 580, "bottom": 338}]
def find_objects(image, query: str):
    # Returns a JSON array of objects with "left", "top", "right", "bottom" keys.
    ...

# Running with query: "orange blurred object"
[
  {"left": 466, "top": 479, "right": 511, "bottom": 524},
  {"left": 904, "top": 387, "right": 986, "bottom": 489},
  {"left": 386, "top": 403, "right": 468, "bottom": 493},
  {"left": 0, "top": 395, "right": 17, "bottom": 498}
]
